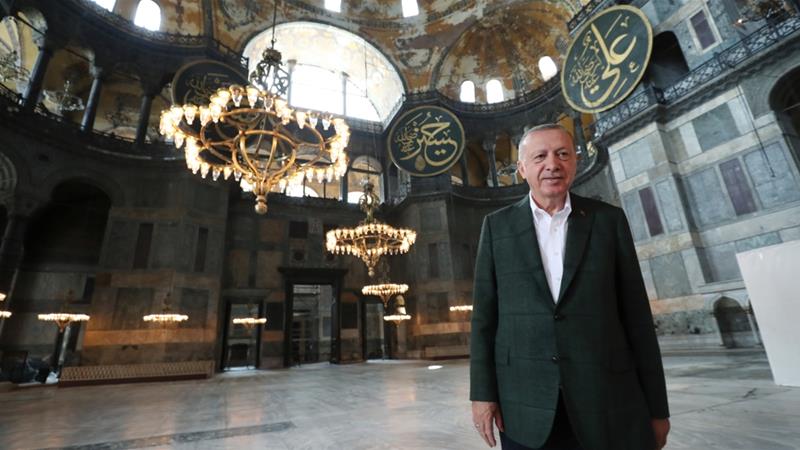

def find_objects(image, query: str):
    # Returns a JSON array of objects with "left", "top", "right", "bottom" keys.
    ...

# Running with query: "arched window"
[
  {"left": 347, "top": 155, "right": 383, "bottom": 204},
  {"left": 243, "top": 22, "right": 404, "bottom": 123},
  {"left": 459, "top": 80, "right": 476, "bottom": 103},
  {"left": 538, "top": 56, "right": 558, "bottom": 82},
  {"left": 285, "top": 184, "right": 320, "bottom": 198},
  {"left": 91, "top": 0, "right": 115, "bottom": 11},
  {"left": 324, "top": 0, "right": 341, "bottom": 13},
  {"left": 486, "top": 79, "right": 504, "bottom": 104},
  {"left": 290, "top": 64, "right": 344, "bottom": 115},
  {"left": 134, "top": 0, "right": 161, "bottom": 31},
  {"left": 402, "top": 0, "right": 420, "bottom": 18}
]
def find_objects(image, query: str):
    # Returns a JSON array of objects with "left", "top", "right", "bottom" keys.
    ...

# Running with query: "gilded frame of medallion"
[
  {"left": 170, "top": 59, "right": 248, "bottom": 105},
  {"left": 386, "top": 105, "right": 466, "bottom": 178},
  {"left": 560, "top": 5, "right": 653, "bottom": 114}
]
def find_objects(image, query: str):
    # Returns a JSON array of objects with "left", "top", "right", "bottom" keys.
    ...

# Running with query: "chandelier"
[
  {"left": 142, "top": 293, "right": 188, "bottom": 323},
  {"left": 362, "top": 283, "right": 408, "bottom": 306},
  {"left": 38, "top": 313, "right": 90, "bottom": 332},
  {"left": 326, "top": 182, "right": 417, "bottom": 277},
  {"left": 43, "top": 80, "right": 85, "bottom": 114},
  {"left": 383, "top": 295, "right": 411, "bottom": 324},
  {"left": 449, "top": 305, "right": 473, "bottom": 312},
  {"left": 0, "top": 292, "right": 10, "bottom": 319},
  {"left": 233, "top": 317, "right": 267, "bottom": 327},
  {"left": 0, "top": 50, "right": 30, "bottom": 84},
  {"left": 159, "top": 0, "right": 349, "bottom": 215}
]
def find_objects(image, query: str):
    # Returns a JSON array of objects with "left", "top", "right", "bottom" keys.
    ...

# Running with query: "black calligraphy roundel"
[
  {"left": 171, "top": 60, "right": 248, "bottom": 106},
  {"left": 387, "top": 106, "right": 465, "bottom": 177},
  {"left": 561, "top": 5, "right": 653, "bottom": 113}
]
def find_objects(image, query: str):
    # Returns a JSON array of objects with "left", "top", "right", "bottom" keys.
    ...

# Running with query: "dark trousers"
[{"left": 500, "top": 393, "right": 583, "bottom": 450}]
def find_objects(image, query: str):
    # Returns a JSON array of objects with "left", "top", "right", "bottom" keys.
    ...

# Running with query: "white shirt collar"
[{"left": 529, "top": 192, "right": 572, "bottom": 221}]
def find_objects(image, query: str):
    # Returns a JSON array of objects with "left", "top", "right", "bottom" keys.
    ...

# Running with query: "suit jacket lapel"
[
  {"left": 557, "top": 194, "right": 594, "bottom": 305},
  {"left": 510, "top": 195, "right": 552, "bottom": 307}
]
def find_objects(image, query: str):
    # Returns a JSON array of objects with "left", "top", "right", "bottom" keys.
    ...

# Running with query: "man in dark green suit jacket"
[{"left": 470, "top": 124, "right": 670, "bottom": 450}]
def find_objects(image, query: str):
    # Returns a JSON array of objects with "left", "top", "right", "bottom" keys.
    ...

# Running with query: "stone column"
[
  {"left": 482, "top": 135, "right": 499, "bottom": 187},
  {"left": 81, "top": 66, "right": 106, "bottom": 132},
  {"left": 22, "top": 41, "right": 55, "bottom": 113},
  {"left": 136, "top": 83, "right": 160, "bottom": 146},
  {"left": 0, "top": 210, "right": 31, "bottom": 292}
]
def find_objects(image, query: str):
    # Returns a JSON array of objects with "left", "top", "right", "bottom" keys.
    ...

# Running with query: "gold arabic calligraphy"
[
  {"left": 393, "top": 111, "right": 461, "bottom": 172},
  {"left": 568, "top": 10, "right": 645, "bottom": 109},
  {"left": 183, "top": 72, "right": 234, "bottom": 105}
]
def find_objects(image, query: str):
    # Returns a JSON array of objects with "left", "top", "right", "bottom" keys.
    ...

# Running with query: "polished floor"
[{"left": 0, "top": 350, "right": 798, "bottom": 449}]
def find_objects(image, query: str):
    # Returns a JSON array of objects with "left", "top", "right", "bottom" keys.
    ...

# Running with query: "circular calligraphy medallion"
[
  {"left": 561, "top": 5, "right": 653, "bottom": 114},
  {"left": 387, "top": 106, "right": 465, "bottom": 177},
  {"left": 170, "top": 60, "right": 248, "bottom": 106}
]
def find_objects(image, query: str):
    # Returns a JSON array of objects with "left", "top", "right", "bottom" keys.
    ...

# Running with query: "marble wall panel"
[
  {"left": 743, "top": 144, "right": 800, "bottom": 209},
  {"left": 650, "top": 252, "right": 692, "bottom": 299},
  {"left": 684, "top": 167, "right": 735, "bottom": 228},
  {"left": 619, "top": 137, "right": 656, "bottom": 179},
  {"left": 655, "top": 179, "right": 686, "bottom": 233},
  {"left": 621, "top": 191, "right": 649, "bottom": 242},
  {"left": 179, "top": 288, "right": 209, "bottom": 328},
  {"left": 103, "top": 220, "right": 137, "bottom": 269},
  {"left": 697, "top": 243, "right": 740, "bottom": 282},
  {"left": 111, "top": 288, "right": 154, "bottom": 330},
  {"left": 693, "top": 103, "right": 740, "bottom": 152}
]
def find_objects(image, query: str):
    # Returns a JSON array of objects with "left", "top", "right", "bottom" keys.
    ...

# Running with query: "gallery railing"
[{"left": 589, "top": 14, "right": 800, "bottom": 139}]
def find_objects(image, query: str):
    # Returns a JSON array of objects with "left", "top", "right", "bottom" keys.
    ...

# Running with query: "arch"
[
  {"left": 23, "top": 180, "right": 112, "bottom": 266},
  {"left": 243, "top": 21, "right": 405, "bottom": 123},
  {"left": 645, "top": 32, "right": 689, "bottom": 89},
  {"left": 40, "top": 169, "right": 125, "bottom": 207},
  {"left": 348, "top": 155, "right": 383, "bottom": 203},
  {"left": 713, "top": 297, "right": 756, "bottom": 348},
  {"left": 769, "top": 65, "right": 800, "bottom": 158},
  {"left": 133, "top": 0, "right": 161, "bottom": 31},
  {"left": 0, "top": 152, "right": 18, "bottom": 195}
]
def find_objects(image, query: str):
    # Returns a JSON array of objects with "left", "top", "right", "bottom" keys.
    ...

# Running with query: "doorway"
[
  {"left": 221, "top": 302, "right": 263, "bottom": 370},
  {"left": 290, "top": 284, "right": 333, "bottom": 365}
]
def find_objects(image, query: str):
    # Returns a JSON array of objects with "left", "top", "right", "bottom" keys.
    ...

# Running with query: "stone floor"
[{"left": 0, "top": 349, "right": 798, "bottom": 449}]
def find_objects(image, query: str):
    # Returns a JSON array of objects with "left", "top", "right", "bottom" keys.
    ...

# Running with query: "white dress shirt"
[{"left": 529, "top": 193, "right": 572, "bottom": 303}]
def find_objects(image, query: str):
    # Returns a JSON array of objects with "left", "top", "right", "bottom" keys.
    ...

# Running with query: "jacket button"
[
  {"left": 553, "top": 314, "right": 563, "bottom": 321},
  {"left": 551, "top": 355, "right": 560, "bottom": 363}
]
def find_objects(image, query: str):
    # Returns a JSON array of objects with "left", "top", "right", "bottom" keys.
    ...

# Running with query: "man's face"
[{"left": 517, "top": 128, "right": 578, "bottom": 203}]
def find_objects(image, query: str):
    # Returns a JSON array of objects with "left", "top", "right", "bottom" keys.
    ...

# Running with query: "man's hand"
[
  {"left": 472, "top": 401, "right": 504, "bottom": 447},
  {"left": 652, "top": 418, "right": 670, "bottom": 450}
]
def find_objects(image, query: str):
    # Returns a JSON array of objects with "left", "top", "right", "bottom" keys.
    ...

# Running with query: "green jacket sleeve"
[
  {"left": 470, "top": 216, "right": 499, "bottom": 402},
  {"left": 615, "top": 208, "right": 670, "bottom": 419}
]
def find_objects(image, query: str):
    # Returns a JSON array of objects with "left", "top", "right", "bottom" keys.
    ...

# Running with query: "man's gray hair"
[{"left": 517, "top": 123, "right": 575, "bottom": 161}]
